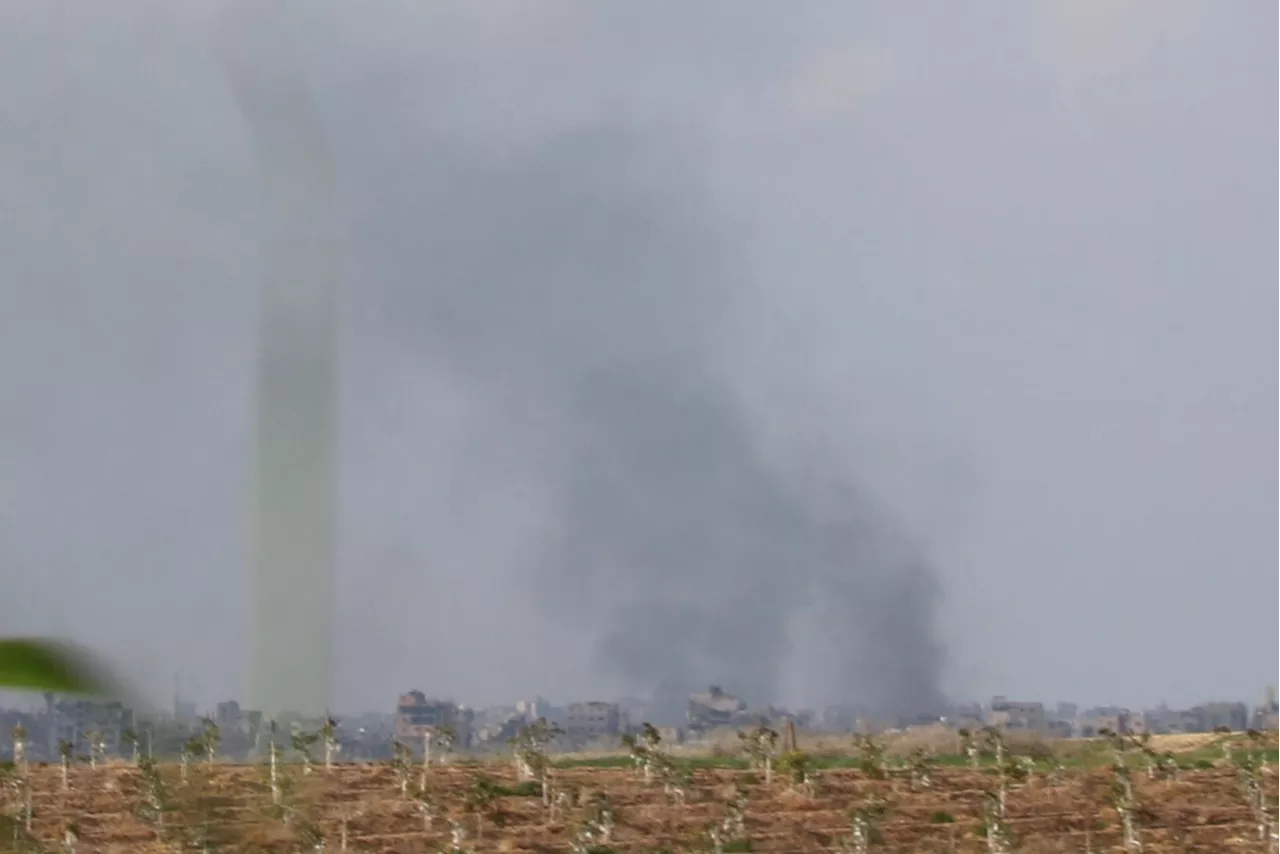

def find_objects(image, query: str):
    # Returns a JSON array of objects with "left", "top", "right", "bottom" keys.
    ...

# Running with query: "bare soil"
[{"left": 5, "top": 755, "right": 1276, "bottom": 853}]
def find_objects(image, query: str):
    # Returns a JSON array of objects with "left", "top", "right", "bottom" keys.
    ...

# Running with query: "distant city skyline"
[{"left": 4, "top": 681, "right": 1276, "bottom": 722}]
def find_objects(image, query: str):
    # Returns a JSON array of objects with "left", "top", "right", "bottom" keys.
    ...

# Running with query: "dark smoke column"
[{"left": 217, "top": 5, "right": 339, "bottom": 719}]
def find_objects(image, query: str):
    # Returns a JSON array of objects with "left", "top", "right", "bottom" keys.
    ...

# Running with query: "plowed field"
[{"left": 3, "top": 759, "right": 1275, "bottom": 852}]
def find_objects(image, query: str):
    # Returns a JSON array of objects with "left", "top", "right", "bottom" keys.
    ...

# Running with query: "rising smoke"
[{"left": 354, "top": 121, "right": 948, "bottom": 722}]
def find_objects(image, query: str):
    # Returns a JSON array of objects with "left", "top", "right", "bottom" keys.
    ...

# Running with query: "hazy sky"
[{"left": 0, "top": 1, "right": 1274, "bottom": 717}]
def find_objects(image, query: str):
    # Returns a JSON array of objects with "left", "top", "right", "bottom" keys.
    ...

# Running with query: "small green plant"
[
  {"left": 262, "top": 720, "right": 284, "bottom": 806},
  {"left": 134, "top": 755, "right": 168, "bottom": 832},
  {"left": 980, "top": 790, "right": 1014, "bottom": 853},
  {"left": 294, "top": 819, "right": 326, "bottom": 852},
  {"left": 839, "top": 792, "right": 891, "bottom": 853},
  {"left": 259, "top": 751, "right": 330, "bottom": 846},
  {"left": 776, "top": 749, "right": 817, "bottom": 796},
  {"left": 620, "top": 731, "right": 647, "bottom": 780},
  {"left": 1109, "top": 763, "right": 1142, "bottom": 853},
  {"left": 10, "top": 724, "right": 27, "bottom": 774},
  {"left": 957, "top": 728, "right": 980, "bottom": 769},
  {"left": 319, "top": 715, "right": 340, "bottom": 772},
  {"left": 83, "top": 731, "right": 104, "bottom": 770},
  {"left": 509, "top": 718, "right": 564, "bottom": 803},
  {"left": 570, "top": 791, "right": 616, "bottom": 852},
  {"left": 390, "top": 739, "right": 413, "bottom": 797},
  {"left": 1235, "top": 731, "right": 1274, "bottom": 844},
  {"left": 411, "top": 784, "right": 437, "bottom": 831},
  {"left": 199, "top": 718, "right": 221, "bottom": 767},
  {"left": 852, "top": 734, "right": 887, "bottom": 779},
  {"left": 719, "top": 785, "right": 749, "bottom": 842},
  {"left": 929, "top": 810, "right": 955, "bottom": 823},
  {"left": 57, "top": 739, "right": 73, "bottom": 791},
  {"left": 1, "top": 759, "right": 36, "bottom": 846},
  {"left": 0, "top": 812, "right": 41, "bottom": 852},
  {"left": 737, "top": 725, "right": 779, "bottom": 784},
  {"left": 338, "top": 804, "right": 362, "bottom": 851},
  {"left": 442, "top": 818, "right": 470, "bottom": 854},
  {"left": 434, "top": 724, "right": 456, "bottom": 766},
  {"left": 621, "top": 723, "right": 669, "bottom": 786},
  {"left": 134, "top": 749, "right": 259, "bottom": 852},
  {"left": 290, "top": 726, "right": 320, "bottom": 775},
  {"left": 120, "top": 728, "right": 139, "bottom": 765},
  {"left": 906, "top": 748, "right": 935, "bottom": 791},
  {"left": 179, "top": 733, "right": 204, "bottom": 784},
  {"left": 649, "top": 755, "right": 691, "bottom": 807},
  {"left": 981, "top": 726, "right": 1006, "bottom": 769},
  {"left": 463, "top": 774, "right": 505, "bottom": 839},
  {"left": 1155, "top": 751, "right": 1179, "bottom": 783}
]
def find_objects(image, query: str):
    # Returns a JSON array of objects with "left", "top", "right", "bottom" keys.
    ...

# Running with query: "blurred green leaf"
[{"left": 0, "top": 637, "right": 110, "bottom": 693}]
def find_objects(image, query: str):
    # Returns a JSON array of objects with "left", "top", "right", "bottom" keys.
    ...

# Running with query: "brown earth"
[{"left": 3, "top": 757, "right": 1276, "bottom": 853}]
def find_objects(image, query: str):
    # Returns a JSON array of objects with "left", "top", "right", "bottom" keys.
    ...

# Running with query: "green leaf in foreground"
[{"left": 0, "top": 637, "right": 112, "bottom": 693}]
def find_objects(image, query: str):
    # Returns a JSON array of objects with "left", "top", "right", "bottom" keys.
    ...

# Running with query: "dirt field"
[{"left": 4, "top": 748, "right": 1276, "bottom": 854}]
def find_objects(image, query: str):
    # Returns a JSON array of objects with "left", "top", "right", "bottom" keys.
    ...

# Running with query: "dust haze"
[{"left": 0, "top": 2, "right": 1273, "bottom": 716}]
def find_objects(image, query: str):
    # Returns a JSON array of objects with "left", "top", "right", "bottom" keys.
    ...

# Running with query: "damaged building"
[{"left": 687, "top": 685, "right": 747, "bottom": 732}]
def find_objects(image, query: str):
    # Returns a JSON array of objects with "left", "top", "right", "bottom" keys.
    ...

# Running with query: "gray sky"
[{"left": 0, "top": 1, "right": 1274, "bottom": 717}]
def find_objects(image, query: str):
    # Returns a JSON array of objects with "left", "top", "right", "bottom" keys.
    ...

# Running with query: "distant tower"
[{"left": 219, "top": 6, "right": 340, "bottom": 719}]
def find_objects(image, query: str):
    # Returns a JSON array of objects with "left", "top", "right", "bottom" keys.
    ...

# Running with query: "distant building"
[
  {"left": 1252, "top": 687, "right": 1278, "bottom": 730},
  {"left": 52, "top": 699, "right": 135, "bottom": 755},
  {"left": 565, "top": 702, "right": 620, "bottom": 741},
  {"left": 515, "top": 698, "right": 566, "bottom": 729},
  {"left": 1258, "top": 710, "right": 1280, "bottom": 731},
  {"left": 941, "top": 702, "right": 985, "bottom": 733},
  {"left": 1079, "top": 712, "right": 1130, "bottom": 737},
  {"left": 987, "top": 697, "right": 1047, "bottom": 732},
  {"left": 687, "top": 686, "right": 746, "bottom": 731},
  {"left": 1045, "top": 719, "right": 1074, "bottom": 738},
  {"left": 615, "top": 696, "right": 650, "bottom": 729},
  {"left": 340, "top": 712, "right": 397, "bottom": 760},
  {"left": 473, "top": 713, "right": 526, "bottom": 746},
  {"left": 1194, "top": 702, "right": 1248, "bottom": 732},
  {"left": 1138, "top": 705, "right": 1198, "bottom": 735},
  {"left": 395, "top": 691, "right": 458, "bottom": 746},
  {"left": 516, "top": 698, "right": 555, "bottom": 722}
]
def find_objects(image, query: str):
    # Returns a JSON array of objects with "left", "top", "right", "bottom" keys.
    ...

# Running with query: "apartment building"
[{"left": 565, "top": 701, "right": 621, "bottom": 741}]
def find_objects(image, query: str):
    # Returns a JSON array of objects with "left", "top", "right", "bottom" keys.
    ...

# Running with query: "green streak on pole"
[{"left": 218, "top": 13, "right": 338, "bottom": 720}]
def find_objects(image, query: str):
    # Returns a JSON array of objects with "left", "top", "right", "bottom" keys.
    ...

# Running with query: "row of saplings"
[{"left": 1, "top": 720, "right": 1276, "bottom": 853}]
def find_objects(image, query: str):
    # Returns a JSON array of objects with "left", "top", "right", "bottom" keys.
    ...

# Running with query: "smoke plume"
[{"left": 356, "top": 124, "right": 947, "bottom": 721}]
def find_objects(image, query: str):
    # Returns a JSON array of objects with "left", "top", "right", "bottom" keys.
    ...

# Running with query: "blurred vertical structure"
[{"left": 216, "top": 3, "right": 338, "bottom": 719}]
